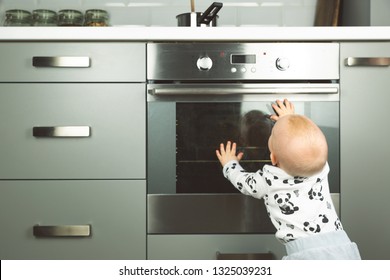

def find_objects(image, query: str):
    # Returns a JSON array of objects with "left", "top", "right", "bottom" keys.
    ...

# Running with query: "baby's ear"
[{"left": 270, "top": 152, "right": 278, "bottom": 166}]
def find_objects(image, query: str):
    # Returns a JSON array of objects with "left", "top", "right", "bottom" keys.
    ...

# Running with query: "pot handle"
[{"left": 198, "top": 2, "right": 223, "bottom": 25}]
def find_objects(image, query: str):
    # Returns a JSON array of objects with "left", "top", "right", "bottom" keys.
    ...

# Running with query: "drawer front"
[
  {"left": 0, "top": 42, "right": 145, "bottom": 82},
  {"left": 0, "top": 180, "right": 146, "bottom": 260},
  {"left": 0, "top": 83, "right": 145, "bottom": 179}
]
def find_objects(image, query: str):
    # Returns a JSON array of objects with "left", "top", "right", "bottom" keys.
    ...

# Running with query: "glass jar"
[
  {"left": 32, "top": 9, "right": 57, "bottom": 26},
  {"left": 84, "top": 9, "right": 109, "bottom": 26},
  {"left": 58, "top": 9, "right": 83, "bottom": 26},
  {"left": 4, "top": 9, "right": 32, "bottom": 26}
]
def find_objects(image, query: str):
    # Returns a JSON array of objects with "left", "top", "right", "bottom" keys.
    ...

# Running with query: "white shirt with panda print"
[{"left": 223, "top": 160, "right": 343, "bottom": 243}]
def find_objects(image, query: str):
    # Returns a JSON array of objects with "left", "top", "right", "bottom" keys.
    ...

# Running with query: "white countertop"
[{"left": 1, "top": 26, "right": 390, "bottom": 41}]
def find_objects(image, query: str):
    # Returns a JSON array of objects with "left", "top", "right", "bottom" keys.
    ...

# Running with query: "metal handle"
[
  {"left": 216, "top": 252, "right": 274, "bottom": 260},
  {"left": 33, "top": 225, "right": 91, "bottom": 237},
  {"left": 32, "top": 56, "right": 91, "bottom": 68},
  {"left": 198, "top": 2, "right": 223, "bottom": 25},
  {"left": 33, "top": 126, "right": 91, "bottom": 138},
  {"left": 148, "top": 87, "right": 338, "bottom": 96},
  {"left": 345, "top": 57, "right": 390, "bottom": 67}
]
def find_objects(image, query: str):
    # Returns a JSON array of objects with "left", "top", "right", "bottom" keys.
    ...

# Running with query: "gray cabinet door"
[
  {"left": 0, "top": 43, "right": 145, "bottom": 82},
  {"left": 340, "top": 42, "right": 390, "bottom": 260},
  {"left": 0, "top": 180, "right": 146, "bottom": 259},
  {"left": 0, "top": 83, "right": 145, "bottom": 179}
]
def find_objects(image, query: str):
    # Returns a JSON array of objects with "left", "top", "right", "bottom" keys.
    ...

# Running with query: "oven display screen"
[{"left": 231, "top": 54, "right": 256, "bottom": 64}]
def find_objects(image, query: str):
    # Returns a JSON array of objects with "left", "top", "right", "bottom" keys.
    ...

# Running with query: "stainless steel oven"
[{"left": 147, "top": 42, "right": 340, "bottom": 234}]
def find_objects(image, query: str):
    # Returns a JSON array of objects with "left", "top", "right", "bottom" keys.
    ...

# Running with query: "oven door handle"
[{"left": 148, "top": 87, "right": 338, "bottom": 96}]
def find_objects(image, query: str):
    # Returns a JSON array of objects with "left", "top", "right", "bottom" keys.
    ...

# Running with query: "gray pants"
[{"left": 283, "top": 230, "right": 361, "bottom": 260}]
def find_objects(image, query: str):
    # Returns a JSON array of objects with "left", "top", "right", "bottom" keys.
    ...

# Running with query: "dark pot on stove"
[{"left": 176, "top": 2, "right": 222, "bottom": 27}]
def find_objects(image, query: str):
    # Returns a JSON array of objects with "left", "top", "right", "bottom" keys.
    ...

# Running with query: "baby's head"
[{"left": 268, "top": 114, "right": 328, "bottom": 177}]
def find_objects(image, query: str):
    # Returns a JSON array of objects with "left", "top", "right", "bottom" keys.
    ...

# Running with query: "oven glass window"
[
  {"left": 176, "top": 103, "right": 273, "bottom": 193},
  {"left": 148, "top": 101, "right": 339, "bottom": 194}
]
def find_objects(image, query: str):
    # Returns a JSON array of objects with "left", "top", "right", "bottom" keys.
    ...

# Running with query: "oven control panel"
[
  {"left": 147, "top": 43, "right": 339, "bottom": 81},
  {"left": 197, "top": 54, "right": 290, "bottom": 73}
]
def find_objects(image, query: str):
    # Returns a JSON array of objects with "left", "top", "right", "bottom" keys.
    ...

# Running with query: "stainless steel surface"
[
  {"left": 33, "top": 225, "right": 91, "bottom": 237},
  {"left": 147, "top": 43, "right": 339, "bottom": 81},
  {"left": 32, "top": 56, "right": 90, "bottom": 68},
  {"left": 148, "top": 85, "right": 339, "bottom": 96},
  {"left": 148, "top": 194, "right": 275, "bottom": 234},
  {"left": 147, "top": 83, "right": 340, "bottom": 103},
  {"left": 148, "top": 193, "right": 340, "bottom": 234},
  {"left": 345, "top": 57, "right": 390, "bottom": 67},
  {"left": 146, "top": 42, "right": 340, "bottom": 235},
  {"left": 33, "top": 126, "right": 91, "bottom": 137}
]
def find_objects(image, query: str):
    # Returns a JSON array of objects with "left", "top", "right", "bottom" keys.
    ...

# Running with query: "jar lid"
[
  {"left": 32, "top": 9, "right": 57, "bottom": 25},
  {"left": 84, "top": 9, "right": 109, "bottom": 26},
  {"left": 85, "top": 9, "right": 109, "bottom": 19},
  {"left": 5, "top": 9, "right": 32, "bottom": 20},
  {"left": 33, "top": 9, "right": 57, "bottom": 19},
  {"left": 4, "top": 9, "right": 32, "bottom": 26},
  {"left": 58, "top": 9, "right": 83, "bottom": 26}
]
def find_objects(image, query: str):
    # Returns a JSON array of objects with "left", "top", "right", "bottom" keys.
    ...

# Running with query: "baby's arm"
[
  {"left": 222, "top": 160, "right": 266, "bottom": 199},
  {"left": 269, "top": 99, "right": 295, "bottom": 121},
  {"left": 216, "top": 141, "right": 266, "bottom": 199}
]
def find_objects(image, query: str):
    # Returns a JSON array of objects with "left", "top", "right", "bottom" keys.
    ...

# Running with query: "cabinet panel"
[
  {"left": 0, "top": 42, "right": 145, "bottom": 82},
  {"left": 0, "top": 83, "right": 145, "bottom": 179},
  {"left": 0, "top": 180, "right": 146, "bottom": 260},
  {"left": 340, "top": 42, "right": 390, "bottom": 260}
]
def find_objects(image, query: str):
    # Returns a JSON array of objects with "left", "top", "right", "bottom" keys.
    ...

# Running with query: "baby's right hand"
[
  {"left": 269, "top": 99, "right": 295, "bottom": 121},
  {"left": 216, "top": 141, "right": 243, "bottom": 167}
]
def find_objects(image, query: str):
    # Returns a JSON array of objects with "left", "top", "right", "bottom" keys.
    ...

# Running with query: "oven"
[{"left": 147, "top": 43, "right": 340, "bottom": 234}]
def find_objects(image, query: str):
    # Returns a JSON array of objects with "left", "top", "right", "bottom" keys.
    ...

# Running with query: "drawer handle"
[
  {"left": 32, "top": 56, "right": 91, "bottom": 68},
  {"left": 33, "top": 126, "right": 91, "bottom": 138},
  {"left": 345, "top": 57, "right": 390, "bottom": 67},
  {"left": 216, "top": 251, "right": 274, "bottom": 260},
  {"left": 33, "top": 225, "right": 91, "bottom": 237}
]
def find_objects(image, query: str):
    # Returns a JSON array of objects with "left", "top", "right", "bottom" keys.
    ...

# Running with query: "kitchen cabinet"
[
  {"left": 340, "top": 42, "right": 390, "bottom": 260},
  {"left": 0, "top": 42, "right": 146, "bottom": 259},
  {"left": 0, "top": 181, "right": 146, "bottom": 260},
  {"left": 0, "top": 42, "right": 145, "bottom": 82},
  {"left": 0, "top": 83, "right": 145, "bottom": 179}
]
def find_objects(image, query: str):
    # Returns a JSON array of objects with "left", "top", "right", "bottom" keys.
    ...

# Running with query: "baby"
[{"left": 216, "top": 99, "right": 361, "bottom": 260}]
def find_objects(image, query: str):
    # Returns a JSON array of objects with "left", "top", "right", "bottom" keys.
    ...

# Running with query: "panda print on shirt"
[
  {"left": 274, "top": 192, "right": 299, "bottom": 215},
  {"left": 308, "top": 178, "right": 324, "bottom": 201},
  {"left": 269, "top": 174, "right": 304, "bottom": 216},
  {"left": 244, "top": 174, "right": 258, "bottom": 194},
  {"left": 303, "top": 214, "right": 329, "bottom": 233}
]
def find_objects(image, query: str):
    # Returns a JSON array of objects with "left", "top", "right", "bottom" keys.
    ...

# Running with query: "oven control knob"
[
  {"left": 197, "top": 56, "right": 213, "bottom": 71},
  {"left": 276, "top": 57, "right": 290, "bottom": 71}
]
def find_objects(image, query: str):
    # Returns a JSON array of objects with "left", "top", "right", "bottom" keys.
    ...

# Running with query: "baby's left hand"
[
  {"left": 270, "top": 99, "right": 295, "bottom": 121},
  {"left": 216, "top": 141, "right": 243, "bottom": 167}
]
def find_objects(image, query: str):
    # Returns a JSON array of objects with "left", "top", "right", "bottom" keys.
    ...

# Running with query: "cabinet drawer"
[
  {"left": 0, "top": 180, "right": 146, "bottom": 260},
  {"left": 0, "top": 42, "right": 145, "bottom": 82},
  {"left": 0, "top": 83, "right": 145, "bottom": 179}
]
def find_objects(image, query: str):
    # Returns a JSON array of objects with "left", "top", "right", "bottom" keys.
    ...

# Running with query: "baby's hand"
[
  {"left": 216, "top": 141, "right": 243, "bottom": 167},
  {"left": 269, "top": 99, "right": 295, "bottom": 121}
]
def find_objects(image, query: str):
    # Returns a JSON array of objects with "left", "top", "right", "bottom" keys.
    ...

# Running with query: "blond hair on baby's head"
[{"left": 269, "top": 114, "right": 328, "bottom": 177}]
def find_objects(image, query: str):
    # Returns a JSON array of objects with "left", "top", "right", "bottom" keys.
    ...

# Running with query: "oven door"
[{"left": 147, "top": 83, "right": 340, "bottom": 234}]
